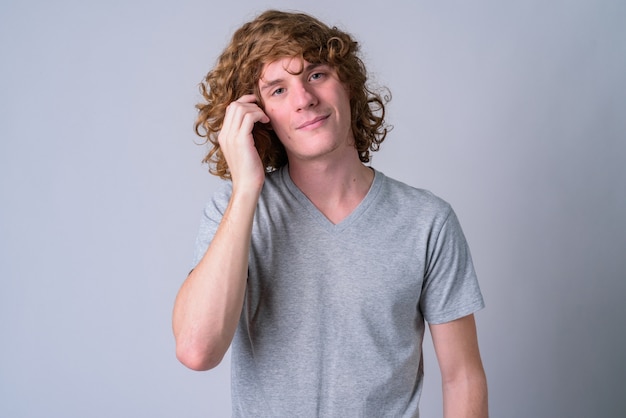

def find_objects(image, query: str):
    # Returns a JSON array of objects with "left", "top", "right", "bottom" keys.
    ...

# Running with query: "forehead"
[{"left": 259, "top": 57, "right": 307, "bottom": 81}]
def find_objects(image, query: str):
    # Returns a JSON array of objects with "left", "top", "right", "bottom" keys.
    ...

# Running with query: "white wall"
[{"left": 1, "top": 1, "right": 624, "bottom": 417}]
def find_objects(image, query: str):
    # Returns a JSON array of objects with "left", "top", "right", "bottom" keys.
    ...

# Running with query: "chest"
[{"left": 248, "top": 213, "right": 430, "bottom": 321}]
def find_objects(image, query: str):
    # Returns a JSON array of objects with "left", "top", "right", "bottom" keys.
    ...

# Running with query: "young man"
[{"left": 173, "top": 10, "right": 488, "bottom": 417}]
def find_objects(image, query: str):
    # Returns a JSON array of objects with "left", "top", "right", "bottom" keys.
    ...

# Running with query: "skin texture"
[
  {"left": 258, "top": 58, "right": 374, "bottom": 223},
  {"left": 259, "top": 59, "right": 353, "bottom": 163},
  {"left": 431, "top": 315, "right": 489, "bottom": 418},
  {"left": 173, "top": 56, "right": 488, "bottom": 416},
  {"left": 172, "top": 93, "right": 267, "bottom": 370}
]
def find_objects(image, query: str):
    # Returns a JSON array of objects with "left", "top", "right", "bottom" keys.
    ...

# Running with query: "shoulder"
[
  {"left": 202, "top": 168, "right": 291, "bottom": 217},
  {"left": 193, "top": 180, "right": 233, "bottom": 231},
  {"left": 205, "top": 167, "right": 286, "bottom": 208},
  {"left": 261, "top": 167, "right": 285, "bottom": 192},
  {"left": 376, "top": 170, "right": 452, "bottom": 220},
  {"left": 258, "top": 166, "right": 297, "bottom": 206},
  {"left": 203, "top": 179, "right": 233, "bottom": 213}
]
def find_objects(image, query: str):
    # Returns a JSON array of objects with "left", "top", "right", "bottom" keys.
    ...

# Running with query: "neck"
[{"left": 287, "top": 153, "right": 374, "bottom": 224}]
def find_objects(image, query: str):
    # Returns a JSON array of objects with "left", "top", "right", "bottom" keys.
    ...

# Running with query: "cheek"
[
  {"left": 266, "top": 108, "right": 287, "bottom": 128},
  {"left": 264, "top": 105, "right": 277, "bottom": 119}
]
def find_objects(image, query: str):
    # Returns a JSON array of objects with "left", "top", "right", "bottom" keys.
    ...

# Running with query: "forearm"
[
  {"left": 442, "top": 370, "right": 488, "bottom": 418},
  {"left": 430, "top": 315, "right": 488, "bottom": 417},
  {"left": 173, "top": 188, "right": 260, "bottom": 371}
]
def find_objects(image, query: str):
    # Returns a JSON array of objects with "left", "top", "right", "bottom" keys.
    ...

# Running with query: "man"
[{"left": 173, "top": 9, "right": 488, "bottom": 417}]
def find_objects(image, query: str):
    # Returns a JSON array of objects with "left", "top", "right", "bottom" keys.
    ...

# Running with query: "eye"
[
  {"left": 271, "top": 87, "right": 285, "bottom": 96},
  {"left": 310, "top": 72, "right": 325, "bottom": 81}
]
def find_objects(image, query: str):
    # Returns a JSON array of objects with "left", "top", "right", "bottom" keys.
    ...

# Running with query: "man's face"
[{"left": 258, "top": 57, "right": 354, "bottom": 163}]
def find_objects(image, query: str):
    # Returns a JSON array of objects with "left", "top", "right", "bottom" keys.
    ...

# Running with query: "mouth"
[{"left": 296, "top": 114, "right": 330, "bottom": 130}]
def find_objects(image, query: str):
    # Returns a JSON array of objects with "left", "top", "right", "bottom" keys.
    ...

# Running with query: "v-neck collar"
[{"left": 279, "top": 165, "right": 384, "bottom": 233}]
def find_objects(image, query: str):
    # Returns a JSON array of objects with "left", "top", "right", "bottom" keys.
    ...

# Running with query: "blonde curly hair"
[{"left": 195, "top": 10, "right": 390, "bottom": 179}]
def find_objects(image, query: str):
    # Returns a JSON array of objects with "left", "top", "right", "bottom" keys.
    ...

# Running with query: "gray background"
[{"left": 1, "top": 0, "right": 625, "bottom": 417}]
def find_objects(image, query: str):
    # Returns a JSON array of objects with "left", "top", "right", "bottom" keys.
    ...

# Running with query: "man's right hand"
[
  {"left": 218, "top": 94, "right": 271, "bottom": 193},
  {"left": 173, "top": 99, "right": 270, "bottom": 371}
]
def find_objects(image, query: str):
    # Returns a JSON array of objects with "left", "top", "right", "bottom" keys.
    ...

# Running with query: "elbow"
[
  {"left": 175, "top": 339, "right": 226, "bottom": 371},
  {"left": 442, "top": 367, "right": 487, "bottom": 391}
]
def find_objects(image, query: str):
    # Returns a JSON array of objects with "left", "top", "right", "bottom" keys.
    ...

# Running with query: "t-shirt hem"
[{"left": 424, "top": 299, "right": 485, "bottom": 325}]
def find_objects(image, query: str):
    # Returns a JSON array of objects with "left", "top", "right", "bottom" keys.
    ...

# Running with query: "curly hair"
[{"left": 195, "top": 10, "right": 391, "bottom": 179}]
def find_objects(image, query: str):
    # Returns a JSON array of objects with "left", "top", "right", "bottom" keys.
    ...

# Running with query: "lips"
[{"left": 296, "top": 114, "right": 330, "bottom": 130}]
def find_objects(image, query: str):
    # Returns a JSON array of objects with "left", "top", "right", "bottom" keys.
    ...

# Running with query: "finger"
[
  {"left": 220, "top": 104, "right": 269, "bottom": 148},
  {"left": 234, "top": 94, "right": 270, "bottom": 124},
  {"left": 235, "top": 94, "right": 259, "bottom": 104},
  {"left": 228, "top": 101, "right": 270, "bottom": 127}
]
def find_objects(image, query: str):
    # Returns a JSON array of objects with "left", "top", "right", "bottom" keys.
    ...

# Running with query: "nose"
[{"left": 292, "top": 83, "right": 317, "bottom": 111}]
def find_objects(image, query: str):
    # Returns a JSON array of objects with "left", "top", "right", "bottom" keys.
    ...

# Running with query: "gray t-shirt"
[{"left": 192, "top": 166, "right": 484, "bottom": 417}]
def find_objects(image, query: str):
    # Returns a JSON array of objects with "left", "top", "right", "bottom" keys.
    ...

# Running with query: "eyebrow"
[
  {"left": 259, "top": 78, "right": 283, "bottom": 94},
  {"left": 259, "top": 62, "right": 325, "bottom": 94}
]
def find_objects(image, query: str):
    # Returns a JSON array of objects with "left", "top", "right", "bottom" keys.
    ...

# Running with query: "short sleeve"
[
  {"left": 190, "top": 181, "right": 233, "bottom": 269},
  {"left": 419, "top": 207, "right": 484, "bottom": 324}
]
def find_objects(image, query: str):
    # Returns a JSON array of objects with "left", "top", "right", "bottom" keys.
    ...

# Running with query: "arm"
[
  {"left": 172, "top": 95, "right": 269, "bottom": 371},
  {"left": 429, "top": 314, "right": 488, "bottom": 418}
]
